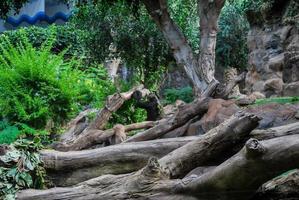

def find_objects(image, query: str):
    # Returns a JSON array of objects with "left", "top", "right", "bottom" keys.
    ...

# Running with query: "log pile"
[{"left": 11, "top": 85, "right": 299, "bottom": 200}]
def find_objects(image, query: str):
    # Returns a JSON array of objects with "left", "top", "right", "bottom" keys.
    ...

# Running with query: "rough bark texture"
[
  {"left": 197, "top": 0, "right": 225, "bottom": 84},
  {"left": 18, "top": 134, "right": 299, "bottom": 200},
  {"left": 158, "top": 112, "right": 260, "bottom": 178},
  {"left": 53, "top": 85, "right": 150, "bottom": 150},
  {"left": 42, "top": 137, "right": 196, "bottom": 186},
  {"left": 125, "top": 97, "right": 211, "bottom": 142},
  {"left": 88, "top": 85, "right": 148, "bottom": 130},
  {"left": 54, "top": 121, "right": 155, "bottom": 151},
  {"left": 143, "top": 0, "right": 207, "bottom": 93},
  {"left": 250, "top": 121, "right": 299, "bottom": 140}
]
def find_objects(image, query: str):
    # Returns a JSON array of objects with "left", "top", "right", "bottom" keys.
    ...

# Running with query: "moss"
[{"left": 253, "top": 96, "right": 299, "bottom": 106}]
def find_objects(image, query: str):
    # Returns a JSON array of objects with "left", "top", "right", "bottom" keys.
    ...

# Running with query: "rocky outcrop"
[{"left": 245, "top": 0, "right": 299, "bottom": 97}]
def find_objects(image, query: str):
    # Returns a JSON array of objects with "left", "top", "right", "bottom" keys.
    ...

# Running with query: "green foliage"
[
  {"left": 70, "top": 1, "right": 170, "bottom": 88},
  {"left": 253, "top": 96, "right": 299, "bottom": 106},
  {"left": 217, "top": 1, "right": 249, "bottom": 69},
  {"left": 168, "top": 0, "right": 199, "bottom": 50},
  {"left": 109, "top": 99, "right": 147, "bottom": 127},
  {"left": 163, "top": 87, "right": 194, "bottom": 105},
  {"left": 0, "top": 0, "right": 29, "bottom": 18},
  {"left": 0, "top": 138, "right": 46, "bottom": 200},
  {"left": 0, "top": 121, "right": 21, "bottom": 145},
  {"left": 0, "top": 36, "right": 114, "bottom": 129},
  {"left": 1, "top": 25, "right": 86, "bottom": 59}
]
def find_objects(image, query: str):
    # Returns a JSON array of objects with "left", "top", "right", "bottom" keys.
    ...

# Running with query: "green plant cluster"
[
  {"left": 0, "top": 121, "right": 21, "bottom": 145},
  {"left": 217, "top": 1, "right": 249, "bottom": 69},
  {"left": 1, "top": 25, "right": 86, "bottom": 60},
  {"left": 0, "top": 36, "right": 114, "bottom": 131},
  {"left": 163, "top": 87, "right": 194, "bottom": 105},
  {"left": 253, "top": 96, "right": 299, "bottom": 106},
  {"left": 0, "top": 138, "right": 46, "bottom": 200}
]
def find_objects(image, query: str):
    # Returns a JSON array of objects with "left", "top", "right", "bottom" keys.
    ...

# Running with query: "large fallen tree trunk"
[
  {"left": 44, "top": 111, "right": 259, "bottom": 186},
  {"left": 42, "top": 137, "right": 196, "bottom": 186},
  {"left": 18, "top": 134, "right": 299, "bottom": 200}
]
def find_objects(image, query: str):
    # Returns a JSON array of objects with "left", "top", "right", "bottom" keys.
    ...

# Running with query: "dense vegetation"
[{"left": 0, "top": 0, "right": 298, "bottom": 199}]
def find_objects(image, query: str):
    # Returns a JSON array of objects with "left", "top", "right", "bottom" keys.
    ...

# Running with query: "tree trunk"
[
  {"left": 197, "top": 0, "right": 225, "bottom": 84},
  {"left": 158, "top": 112, "right": 260, "bottom": 178},
  {"left": 142, "top": 0, "right": 208, "bottom": 93},
  {"left": 18, "top": 134, "right": 299, "bottom": 200},
  {"left": 125, "top": 97, "right": 211, "bottom": 142},
  {"left": 43, "top": 137, "right": 196, "bottom": 186},
  {"left": 54, "top": 85, "right": 150, "bottom": 150},
  {"left": 250, "top": 121, "right": 299, "bottom": 140},
  {"left": 54, "top": 121, "right": 155, "bottom": 151}
]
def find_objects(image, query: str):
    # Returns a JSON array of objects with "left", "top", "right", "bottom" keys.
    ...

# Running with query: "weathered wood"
[
  {"left": 54, "top": 121, "right": 155, "bottom": 151},
  {"left": 158, "top": 112, "right": 260, "bottom": 178},
  {"left": 178, "top": 134, "right": 299, "bottom": 198},
  {"left": 42, "top": 137, "right": 197, "bottom": 186},
  {"left": 89, "top": 84, "right": 148, "bottom": 130},
  {"left": 161, "top": 118, "right": 194, "bottom": 138},
  {"left": 250, "top": 121, "right": 299, "bottom": 140},
  {"left": 54, "top": 85, "right": 150, "bottom": 150},
  {"left": 19, "top": 134, "right": 299, "bottom": 200},
  {"left": 125, "top": 97, "right": 211, "bottom": 142}
]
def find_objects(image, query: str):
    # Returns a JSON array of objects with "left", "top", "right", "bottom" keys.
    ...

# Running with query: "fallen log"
[
  {"left": 54, "top": 121, "right": 155, "bottom": 151},
  {"left": 42, "top": 137, "right": 196, "bottom": 186},
  {"left": 158, "top": 111, "right": 260, "bottom": 178},
  {"left": 57, "top": 85, "right": 150, "bottom": 146},
  {"left": 125, "top": 97, "right": 211, "bottom": 142},
  {"left": 18, "top": 135, "right": 299, "bottom": 200},
  {"left": 250, "top": 121, "right": 299, "bottom": 140}
]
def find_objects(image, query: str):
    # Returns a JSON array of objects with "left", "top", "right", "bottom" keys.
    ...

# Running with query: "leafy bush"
[
  {"left": 0, "top": 138, "right": 46, "bottom": 200},
  {"left": 0, "top": 121, "right": 21, "bottom": 144},
  {"left": 163, "top": 87, "right": 194, "bottom": 105},
  {"left": 0, "top": 36, "right": 114, "bottom": 129},
  {"left": 216, "top": 1, "right": 249, "bottom": 69},
  {"left": 0, "top": 25, "right": 86, "bottom": 59}
]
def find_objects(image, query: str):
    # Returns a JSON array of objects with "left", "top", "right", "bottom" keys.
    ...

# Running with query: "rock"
[
  {"left": 187, "top": 99, "right": 240, "bottom": 135},
  {"left": 268, "top": 53, "right": 284, "bottom": 72},
  {"left": 245, "top": 4, "right": 299, "bottom": 97},
  {"left": 283, "top": 81, "right": 299, "bottom": 96},
  {"left": 248, "top": 91, "right": 266, "bottom": 100},
  {"left": 245, "top": 103, "right": 299, "bottom": 129},
  {"left": 264, "top": 78, "right": 283, "bottom": 97}
]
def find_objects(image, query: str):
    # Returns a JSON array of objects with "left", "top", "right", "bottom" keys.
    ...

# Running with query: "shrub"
[
  {"left": 163, "top": 87, "right": 194, "bottom": 105},
  {"left": 0, "top": 36, "right": 114, "bottom": 129},
  {"left": 0, "top": 138, "right": 46, "bottom": 199},
  {"left": 0, "top": 24, "right": 87, "bottom": 60},
  {"left": 0, "top": 121, "right": 21, "bottom": 144}
]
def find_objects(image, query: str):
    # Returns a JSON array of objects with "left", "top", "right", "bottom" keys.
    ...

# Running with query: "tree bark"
[
  {"left": 54, "top": 85, "right": 150, "bottom": 150},
  {"left": 142, "top": 0, "right": 208, "bottom": 93},
  {"left": 158, "top": 112, "right": 260, "bottom": 178},
  {"left": 54, "top": 121, "right": 155, "bottom": 151},
  {"left": 42, "top": 137, "right": 196, "bottom": 186},
  {"left": 125, "top": 97, "right": 211, "bottom": 142},
  {"left": 18, "top": 134, "right": 299, "bottom": 200},
  {"left": 250, "top": 121, "right": 299, "bottom": 140},
  {"left": 197, "top": 0, "right": 226, "bottom": 84}
]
